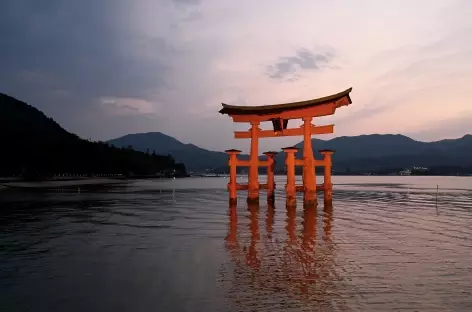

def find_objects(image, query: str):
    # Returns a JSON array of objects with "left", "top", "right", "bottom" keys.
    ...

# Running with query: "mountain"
[
  {"left": 107, "top": 132, "right": 186, "bottom": 154},
  {"left": 108, "top": 132, "right": 229, "bottom": 171},
  {"left": 0, "top": 93, "right": 185, "bottom": 178},
  {"left": 108, "top": 132, "right": 472, "bottom": 174},
  {"left": 287, "top": 134, "right": 472, "bottom": 173}
]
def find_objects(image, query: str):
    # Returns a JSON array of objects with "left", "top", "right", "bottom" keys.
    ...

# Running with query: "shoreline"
[
  {"left": 0, "top": 175, "right": 189, "bottom": 190},
  {"left": 1, "top": 178, "right": 127, "bottom": 189}
]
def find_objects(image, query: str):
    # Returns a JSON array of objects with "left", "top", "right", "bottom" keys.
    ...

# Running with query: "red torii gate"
[{"left": 219, "top": 88, "right": 353, "bottom": 206}]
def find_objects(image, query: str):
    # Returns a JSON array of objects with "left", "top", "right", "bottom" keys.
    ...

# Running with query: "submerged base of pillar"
[
  {"left": 324, "top": 200, "right": 333, "bottom": 212},
  {"left": 267, "top": 192, "right": 275, "bottom": 203},
  {"left": 247, "top": 188, "right": 259, "bottom": 204},
  {"left": 324, "top": 196, "right": 333, "bottom": 205},
  {"left": 303, "top": 188, "right": 317, "bottom": 207},
  {"left": 303, "top": 199, "right": 317, "bottom": 208},
  {"left": 304, "top": 189, "right": 316, "bottom": 200},
  {"left": 247, "top": 196, "right": 259, "bottom": 204},
  {"left": 229, "top": 197, "right": 237, "bottom": 205},
  {"left": 286, "top": 195, "right": 297, "bottom": 207},
  {"left": 324, "top": 186, "right": 333, "bottom": 203}
]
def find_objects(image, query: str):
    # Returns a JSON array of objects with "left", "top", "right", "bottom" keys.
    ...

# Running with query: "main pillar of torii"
[{"left": 219, "top": 88, "right": 353, "bottom": 205}]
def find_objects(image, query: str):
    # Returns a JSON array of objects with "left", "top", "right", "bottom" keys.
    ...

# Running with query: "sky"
[{"left": 1, "top": 0, "right": 471, "bottom": 153}]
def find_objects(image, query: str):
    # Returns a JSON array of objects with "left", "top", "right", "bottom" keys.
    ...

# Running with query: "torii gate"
[{"left": 219, "top": 87, "right": 353, "bottom": 206}]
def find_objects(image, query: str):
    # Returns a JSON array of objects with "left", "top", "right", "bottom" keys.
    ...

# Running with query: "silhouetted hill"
[
  {"left": 0, "top": 93, "right": 185, "bottom": 178},
  {"left": 107, "top": 132, "right": 185, "bottom": 154},
  {"left": 108, "top": 131, "right": 472, "bottom": 174},
  {"left": 108, "top": 132, "right": 229, "bottom": 171}
]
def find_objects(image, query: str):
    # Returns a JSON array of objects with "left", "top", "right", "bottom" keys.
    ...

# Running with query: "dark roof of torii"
[{"left": 219, "top": 87, "right": 352, "bottom": 116}]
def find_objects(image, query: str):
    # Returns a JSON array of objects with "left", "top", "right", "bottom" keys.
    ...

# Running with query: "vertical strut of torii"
[{"left": 219, "top": 87, "right": 353, "bottom": 207}]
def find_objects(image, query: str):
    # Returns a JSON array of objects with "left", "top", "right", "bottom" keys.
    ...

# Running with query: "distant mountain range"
[
  {"left": 108, "top": 132, "right": 472, "bottom": 174},
  {"left": 292, "top": 134, "right": 472, "bottom": 174},
  {"left": 108, "top": 132, "right": 230, "bottom": 171}
]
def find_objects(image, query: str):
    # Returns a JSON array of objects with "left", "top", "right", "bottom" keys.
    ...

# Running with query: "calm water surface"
[{"left": 1, "top": 176, "right": 472, "bottom": 311}]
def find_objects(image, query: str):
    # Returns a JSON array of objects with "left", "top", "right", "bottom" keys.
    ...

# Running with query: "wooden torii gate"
[{"left": 219, "top": 88, "right": 353, "bottom": 206}]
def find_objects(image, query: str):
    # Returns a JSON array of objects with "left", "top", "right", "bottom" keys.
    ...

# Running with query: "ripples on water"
[{"left": 1, "top": 176, "right": 472, "bottom": 311}]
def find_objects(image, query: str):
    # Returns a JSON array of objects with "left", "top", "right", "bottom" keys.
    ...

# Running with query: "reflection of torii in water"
[{"left": 223, "top": 201, "right": 350, "bottom": 310}]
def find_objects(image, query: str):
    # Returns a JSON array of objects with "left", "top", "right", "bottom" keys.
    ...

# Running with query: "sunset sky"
[{"left": 1, "top": 0, "right": 471, "bottom": 152}]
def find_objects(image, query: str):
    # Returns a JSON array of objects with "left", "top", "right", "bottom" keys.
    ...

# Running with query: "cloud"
[
  {"left": 406, "top": 113, "right": 472, "bottom": 141},
  {"left": 266, "top": 48, "right": 335, "bottom": 81},
  {"left": 99, "top": 97, "right": 158, "bottom": 116},
  {"left": 1, "top": 2, "right": 172, "bottom": 99},
  {"left": 172, "top": 0, "right": 201, "bottom": 5}
]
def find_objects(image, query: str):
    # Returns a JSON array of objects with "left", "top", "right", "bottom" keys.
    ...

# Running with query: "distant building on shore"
[
  {"left": 399, "top": 169, "right": 411, "bottom": 176},
  {"left": 399, "top": 166, "right": 429, "bottom": 176}
]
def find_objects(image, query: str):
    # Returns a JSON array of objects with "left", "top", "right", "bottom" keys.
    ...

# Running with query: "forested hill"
[
  {"left": 108, "top": 132, "right": 229, "bottom": 171},
  {"left": 0, "top": 93, "right": 186, "bottom": 178}
]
